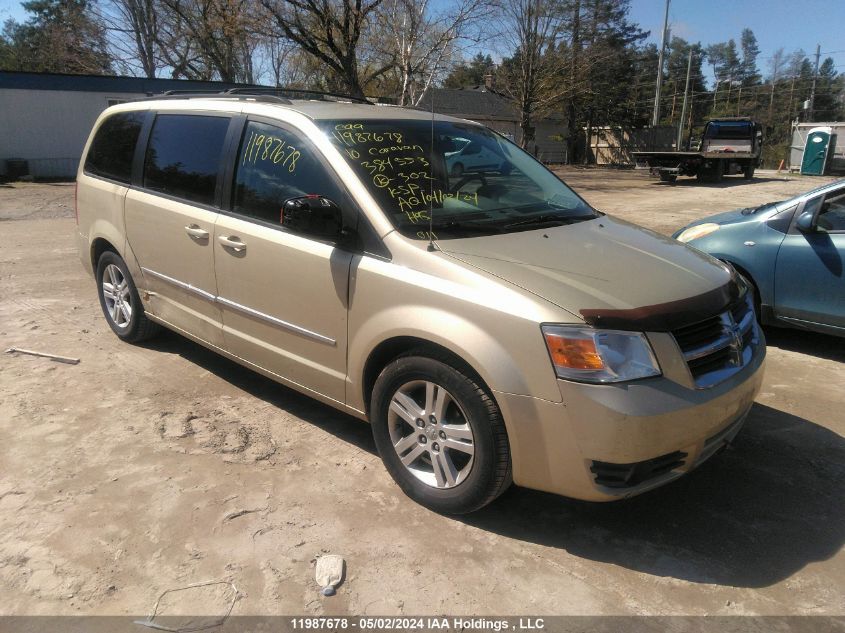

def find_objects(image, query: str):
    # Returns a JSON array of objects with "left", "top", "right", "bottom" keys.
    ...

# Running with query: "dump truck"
[{"left": 633, "top": 118, "right": 763, "bottom": 183}]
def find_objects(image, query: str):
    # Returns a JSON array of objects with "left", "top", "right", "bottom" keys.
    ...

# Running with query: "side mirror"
[
  {"left": 796, "top": 211, "right": 816, "bottom": 233},
  {"left": 282, "top": 195, "right": 343, "bottom": 241}
]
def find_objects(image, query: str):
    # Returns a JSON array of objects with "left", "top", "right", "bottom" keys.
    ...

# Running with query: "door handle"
[
  {"left": 218, "top": 235, "right": 247, "bottom": 252},
  {"left": 185, "top": 224, "right": 209, "bottom": 240}
]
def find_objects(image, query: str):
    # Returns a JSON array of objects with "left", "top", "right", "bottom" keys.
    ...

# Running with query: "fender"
[{"left": 348, "top": 303, "right": 563, "bottom": 413}]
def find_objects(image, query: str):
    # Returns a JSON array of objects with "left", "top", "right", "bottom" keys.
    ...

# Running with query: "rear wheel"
[
  {"left": 659, "top": 172, "right": 677, "bottom": 183},
  {"left": 96, "top": 251, "right": 160, "bottom": 343},
  {"left": 743, "top": 163, "right": 756, "bottom": 180},
  {"left": 370, "top": 353, "right": 511, "bottom": 514}
]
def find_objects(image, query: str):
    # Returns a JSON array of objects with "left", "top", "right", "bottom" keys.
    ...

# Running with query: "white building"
[{"left": 0, "top": 71, "right": 260, "bottom": 179}]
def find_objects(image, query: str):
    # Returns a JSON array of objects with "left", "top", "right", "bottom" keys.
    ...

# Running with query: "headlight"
[
  {"left": 676, "top": 222, "right": 720, "bottom": 243},
  {"left": 541, "top": 325, "right": 661, "bottom": 383}
]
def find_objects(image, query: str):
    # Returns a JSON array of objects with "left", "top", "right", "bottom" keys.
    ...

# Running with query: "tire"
[
  {"left": 698, "top": 161, "right": 723, "bottom": 183},
  {"left": 96, "top": 251, "right": 160, "bottom": 343},
  {"left": 659, "top": 172, "right": 677, "bottom": 183},
  {"left": 743, "top": 163, "right": 755, "bottom": 180},
  {"left": 450, "top": 163, "right": 464, "bottom": 178},
  {"left": 370, "top": 352, "right": 511, "bottom": 514}
]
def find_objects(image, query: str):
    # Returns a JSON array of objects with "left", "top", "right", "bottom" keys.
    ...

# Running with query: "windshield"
[{"left": 319, "top": 119, "right": 597, "bottom": 239}]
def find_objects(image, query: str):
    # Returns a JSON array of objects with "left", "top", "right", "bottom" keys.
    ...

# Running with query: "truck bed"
[{"left": 632, "top": 151, "right": 757, "bottom": 159}]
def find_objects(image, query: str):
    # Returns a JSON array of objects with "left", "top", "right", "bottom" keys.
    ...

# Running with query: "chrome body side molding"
[{"left": 141, "top": 267, "right": 336, "bottom": 346}]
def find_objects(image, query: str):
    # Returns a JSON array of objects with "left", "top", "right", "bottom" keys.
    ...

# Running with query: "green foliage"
[
  {"left": 739, "top": 28, "right": 760, "bottom": 85},
  {"left": 443, "top": 53, "right": 494, "bottom": 89},
  {"left": 0, "top": 0, "right": 112, "bottom": 74}
]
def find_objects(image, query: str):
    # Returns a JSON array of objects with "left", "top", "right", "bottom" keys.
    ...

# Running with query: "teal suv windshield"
[{"left": 319, "top": 119, "right": 598, "bottom": 239}]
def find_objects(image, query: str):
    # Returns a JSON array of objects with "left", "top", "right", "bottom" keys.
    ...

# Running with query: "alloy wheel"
[
  {"left": 101, "top": 263, "right": 132, "bottom": 329},
  {"left": 387, "top": 380, "right": 475, "bottom": 489}
]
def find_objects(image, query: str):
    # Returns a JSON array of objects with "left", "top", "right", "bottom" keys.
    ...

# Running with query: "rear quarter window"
[
  {"left": 143, "top": 114, "right": 230, "bottom": 206},
  {"left": 84, "top": 111, "right": 146, "bottom": 184}
]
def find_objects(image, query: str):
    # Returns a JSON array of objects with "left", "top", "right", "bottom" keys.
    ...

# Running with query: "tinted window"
[
  {"left": 705, "top": 122, "right": 753, "bottom": 139},
  {"left": 143, "top": 114, "right": 230, "bottom": 205},
  {"left": 233, "top": 121, "right": 343, "bottom": 224},
  {"left": 84, "top": 112, "right": 145, "bottom": 183}
]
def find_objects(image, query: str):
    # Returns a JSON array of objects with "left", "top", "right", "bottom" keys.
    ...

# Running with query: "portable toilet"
[{"left": 801, "top": 126, "right": 833, "bottom": 175}]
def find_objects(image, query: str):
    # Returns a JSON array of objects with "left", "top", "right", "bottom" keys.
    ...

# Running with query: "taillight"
[{"left": 74, "top": 181, "right": 79, "bottom": 225}]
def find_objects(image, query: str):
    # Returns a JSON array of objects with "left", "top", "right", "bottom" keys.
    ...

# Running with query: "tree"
[
  {"left": 259, "top": 0, "right": 393, "bottom": 98},
  {"left": 100, "top": 0, "right": 160, "bottom": 78},
  {"left": 739, "top": 27, "right": 760, "bottom": 85},
  {"left": 659, "top": 36, "right": 706, "bottom": 142},
  {"left": 496, "top": 0, "right": 569, "bottom": 149},
  {"left": 707, "top": 39, "right": 740, "bottom": 114},
  {"left": 766, "top": 47, "right": 786, "bottom": 122},
  {"left": 378, "top": 0, "right": 488, "bottom": 106},
  {"left": 573, "top": 0, "right": 647, "bottom": 160},
  {"left": 156, "top": 0, "right": 258, "bottom": 82},
  {"left": 813, "top": 57, "right": 844, "bottom": 121},
  {"left": 442, "top": 52, "right": 494, "bottom": 88},
  {"left": 1, "top": 0, "right": 113, "bottom": 74}
]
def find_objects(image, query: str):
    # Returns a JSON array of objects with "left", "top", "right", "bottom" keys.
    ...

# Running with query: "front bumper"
[{"left": 494, "top": 333, "right": 765, "bottom": 502}]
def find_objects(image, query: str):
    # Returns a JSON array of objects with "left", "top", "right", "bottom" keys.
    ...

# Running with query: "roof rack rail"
[
  {"left": 136, "top": 89, "right": 293, "bottom": 105},
  {"left": 224, "top": 87, "right": 373, "bottom": 105}
]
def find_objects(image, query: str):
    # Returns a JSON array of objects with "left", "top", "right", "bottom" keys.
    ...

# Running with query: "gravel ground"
[{"left": 0, "top": 170, "right": 842, "bottom": 618}]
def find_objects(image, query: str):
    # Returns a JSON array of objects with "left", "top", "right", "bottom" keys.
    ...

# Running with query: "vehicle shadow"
[
  {"left": 763, "top": 326, "right": 845, "bottom": 363},
  {"left": 653, "top": 177, "right": 784, "bottom": 187},
  {"left": 140, "top": 332, "right": 843, "bottom": 589},
  {"left": 138, "top": 329, "right": 378, "bottom": 457},
  {"left": 460, "top": 402, "right": 844, "bottom": 588}
]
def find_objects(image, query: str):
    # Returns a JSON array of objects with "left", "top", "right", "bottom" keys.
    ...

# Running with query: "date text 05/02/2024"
[{"left": 290, "top": 617, "right": 545, "bottom": 630}]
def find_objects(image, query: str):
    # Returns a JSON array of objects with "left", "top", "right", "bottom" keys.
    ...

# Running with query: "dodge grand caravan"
[{"left": 75, "top": 91, "right": 766, "bottom": 514}]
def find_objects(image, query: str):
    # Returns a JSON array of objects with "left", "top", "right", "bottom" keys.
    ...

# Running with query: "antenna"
[{"left": 427, "top": 88, "right": 437, "bottom": 252}]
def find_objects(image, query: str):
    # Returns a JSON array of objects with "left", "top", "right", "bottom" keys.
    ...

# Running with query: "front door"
[
  {"left": 774, "top": 187, "right": 845, "bottom": 329},
  {"left": 214, "top": 119, "right": 353, "bottom": 403},
  {"left": 125, "top": 113, "right": 232, "bottom": 347}
]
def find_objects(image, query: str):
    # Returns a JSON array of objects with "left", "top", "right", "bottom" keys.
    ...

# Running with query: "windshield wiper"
[
  {"left": 741, "top": 200, "right": 782, "bottom": 215},
  {"left": 429, "top": 219, "right": 503, "bottom": 234},
  {"left": 503, "top": 214, "right": 578, "bottom": 229}
]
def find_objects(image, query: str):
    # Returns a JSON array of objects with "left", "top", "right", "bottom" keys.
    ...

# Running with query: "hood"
[
  {"left": 438, "top": 215, "right": 738, "bottom": 331},
  {"left": 676, "top": 202, "right": 787, "bottom": 236}
]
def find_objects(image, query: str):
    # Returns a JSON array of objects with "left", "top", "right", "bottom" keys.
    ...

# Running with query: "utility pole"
[
  {"left": 651, "top": 0, "right": 670, "bottom": 127},
  {"left": 677, "top": 50, "right": 692, "bottom": 149},
  {"left": 808, "top": 44, "right": 821, "bottom": 121}
]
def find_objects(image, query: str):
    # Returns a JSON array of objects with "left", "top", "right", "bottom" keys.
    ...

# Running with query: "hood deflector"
[{"left": 580, "top": 277, "right": 742, "bottom": 332}]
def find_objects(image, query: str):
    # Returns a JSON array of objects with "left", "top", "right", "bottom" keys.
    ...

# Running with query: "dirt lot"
[{"left": 1, "top": 170, "right": 843, "bottom": 618}]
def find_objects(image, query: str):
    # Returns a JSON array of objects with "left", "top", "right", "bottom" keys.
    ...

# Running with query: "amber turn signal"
[{"left": 543, "top": 332, "right": 605, "bottom": 370}]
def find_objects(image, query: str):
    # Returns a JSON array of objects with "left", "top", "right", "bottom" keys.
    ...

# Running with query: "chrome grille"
[{"left": 672, "top": 293, "right": 759, "bottom": 388}]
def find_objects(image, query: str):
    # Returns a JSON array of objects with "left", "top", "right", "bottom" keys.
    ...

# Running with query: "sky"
[
  {"left": 2, "top": 0, "right": 844, "bottom": 82},
  {"left": 628, "top": 0, "right": 845, "bottom": 80}
]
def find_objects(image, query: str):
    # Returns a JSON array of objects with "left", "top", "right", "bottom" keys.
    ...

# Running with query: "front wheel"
[
  {"left": 96, "top": 251, "right": 160, "bottom": 343},
  {"left": 371, "top": 353, "right": 511, "bottom": 514}
]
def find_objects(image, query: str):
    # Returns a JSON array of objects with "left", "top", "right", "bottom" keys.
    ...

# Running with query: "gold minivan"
[{"left": 76, "top": 91, "right": 765, "bottom": 513}]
